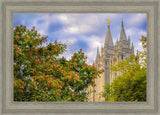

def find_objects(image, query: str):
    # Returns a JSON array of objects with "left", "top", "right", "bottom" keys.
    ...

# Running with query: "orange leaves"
[
  {"left": 48, "top": 82, "right": 53, "bottom": 87},
  {"left": 30, "top": 85, "right": 34, "bottom": 90},
  {"left": 14, "top": 45, "right": 18, "bottom": 49},
  {"left": 68, "top": 76, "right": 72, "bottom": 82},
  {"left": 15, "top": 35, "right": 19, "bottom": 40},
  {"left": 35, "top": 59, "right": 41, "bottom": 65},
  {"left": 13, "top": 25, "right": 103, "bottom": 101},
  {"left": 34, "top": 76, "right": 37, "bottom": 81},
  {"left": 64, "top": 67, "right": 67, "bottom": 70},
  {"left": 80, "top": 48, "right": 82, "bottom": 52},
  {"left": 45, "top": 75, "right": 49, "bottom": 79},
  {"left": 85, "top": 63, "right": 88, "bottom": 68},
  {"left": 46, "top": 69, "right": 50, "bottom": 73},
  {"left": 16, "top": 48, "right": 22, "bottom": 55},
  {"left": 68, "top": 71, "right": 75, "bottom": 75},
  {"left": 31, "top": 69, "right": 35, "bottom": 74},
  {"left": 14, "top": 82, "right": 17, "bottom": 86},
  {"left": 55, "top": 48, "right": 58, "bottom": 52},
  {"left": 56, "top": 79, "right": 60, "bottom": 83},
  {"left": 18, "top": 79, "right": 22, "bottom": 83},
  {"left": 21, "top": 85, "right": 24, "bottom": 89},
  {"left": 42, "top": 73, "right": 45, "bottom": 77},
  {"left": 74, "top": 53, "right": 77, "bottom": 56},
  {"left": 68, "top": 63, "right": 71, "bottom": 67},
  {"left": 24, "top": 36, "right": 31, "bottom": 42},
  {"left": 27, "top": 36, "right": 30, "bottom": 42},
  {"left": 58, "top": 85, "right": 62, "bottom": 89},
  {"left": 48, "top": 59, "right": 52, "bottom": 63},
  {"left": 71, "top": 92, "right": 74, "bottom": 96},
  {"left": 51, "top": 64, "right": 55, "bottom": 68},
  {"left": 74, "top": 75, "right": 80, "bottom": 82},
  {"left": 56, "top": 90, "right": 61, "bottom": 96},
  {"left": 93, "top": 75, "right": 97, "bottom": 79},
  {"left": 16, "top": 26, "right": 19, "bottom": 29},
  {"left": 73, "top": 62, "right": 77, "bottom": 66},
  {"left": 39, "top": 78, "right": 42, "bottom": 83},
  {"left": 38, "top": 71, "right": 42, "bottom": 74}
]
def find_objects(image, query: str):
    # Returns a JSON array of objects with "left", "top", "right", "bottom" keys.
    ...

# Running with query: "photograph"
[{"left": 13, "top": 13, "right": 147, "bottom": 102}]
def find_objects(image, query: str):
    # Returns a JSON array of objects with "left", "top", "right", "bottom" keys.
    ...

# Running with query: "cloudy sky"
[{"left": 14, "top": 13, "right": 147, "bottom": 65}]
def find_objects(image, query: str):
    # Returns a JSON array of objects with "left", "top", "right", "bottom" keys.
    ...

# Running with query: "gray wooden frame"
[{"left": 0, "top": 0, "right": 159, "bottom": 114}]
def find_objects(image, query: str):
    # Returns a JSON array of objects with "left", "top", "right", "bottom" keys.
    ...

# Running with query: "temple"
[{"left": 88, "top": 19, "right": 134, "bottom": 102}]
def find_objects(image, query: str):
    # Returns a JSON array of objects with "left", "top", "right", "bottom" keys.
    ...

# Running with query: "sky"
[{"left": 13, "top": 13, "right": 147, "bottom": 65}]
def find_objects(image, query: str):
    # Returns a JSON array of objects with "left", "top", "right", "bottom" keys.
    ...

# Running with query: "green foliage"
[
  {"left": 102, "top": 36, "right": 147, "bottom": 102},
  {"left": 14, "top": 25, "right": 100, "bottom": 102}
]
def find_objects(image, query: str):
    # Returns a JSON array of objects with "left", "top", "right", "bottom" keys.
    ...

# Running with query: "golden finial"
[{"left": 108, "top": 19, "right": 110, "bottom": 25}]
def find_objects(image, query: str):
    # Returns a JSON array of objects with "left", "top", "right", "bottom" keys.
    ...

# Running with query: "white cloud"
[
  {"left": 58, "top": 35, "right": 105, "bottom": 65},
  {"left": 126, "top": 13, "right": 146, "bottom": 27},
  {"left": 80, "top": 35, "right": 104, "bottom": 65},
  {"left": 15, "top": 13, "right": 147, "bottom": 65},
  {"left": 56, "top": 14, "right": 121, "bottom": 35}
]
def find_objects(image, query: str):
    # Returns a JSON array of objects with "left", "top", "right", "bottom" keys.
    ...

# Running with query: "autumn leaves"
[{"left": 14, "top": 25, "right": 101, "bottom": 101}]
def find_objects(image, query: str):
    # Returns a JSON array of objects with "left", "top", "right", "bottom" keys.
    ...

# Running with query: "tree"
[
  {"left": 102, "top": 36, "right": 147, "bottom": 102},
  {"left": 14, "top": 25, "right": 100, "bottom": 101}
]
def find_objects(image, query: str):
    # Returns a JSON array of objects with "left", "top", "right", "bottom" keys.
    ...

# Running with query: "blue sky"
[{"left": 14, "top": 13, "right": 147, "bottom": 64}]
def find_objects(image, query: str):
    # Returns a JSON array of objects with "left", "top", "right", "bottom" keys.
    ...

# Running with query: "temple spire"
[
  {"left": 131, "top": 42, "right": 134, "bottom": 49},
  {"left": 104, "top": 19, "right": 113, "bottom": 47},
  {"left": 108, "top": 19, "right": 110, "bottom": 26},
  {"left": 95, "top": 47, "right": 100, "bottom": 64},
  {"left": 131, "top": 42, "right": 134, "bottom": 53},
  {"left": 119, "top": 19, "right": 127, "bottom": 41},
  {"left": 122, "top": 19, "right": 124, "bottom": 27}
]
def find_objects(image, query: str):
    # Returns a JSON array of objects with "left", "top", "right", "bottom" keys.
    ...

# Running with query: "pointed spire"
[
  {"left": 101, "top": 45, "right": 103, "bottom": 55},
  {"left": 108, "top": 19, "right": 110, "bottom": 26},
  {"left": 119, "top": 19, "right": 127, "bottom": 41},
  {"left": 131, "top": 42, "right": 134, "bottom": 49},
  {"left": 95, "top": 47, "right": 100, "bottom": 64},
  {"left": 116, "top": 38, "right": 118, "bottom": 43},
  {"left": 121, "top": 19, "right": 124, "bottom": 27},
  {"left": 104, "top": 19, "right": 113, "bottom": 47},
  {"left": 131, "top": 42, "right": 134, "bottom": 53}
]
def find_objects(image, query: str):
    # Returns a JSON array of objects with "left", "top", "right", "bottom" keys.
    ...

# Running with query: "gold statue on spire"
[{"left": 108, "top": 19, "right": 110, "bottom": 25}]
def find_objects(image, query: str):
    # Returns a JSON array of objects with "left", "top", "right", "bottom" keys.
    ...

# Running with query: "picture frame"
[{"left": 0, "top": 0, "right": 159, "bottom": 114}]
